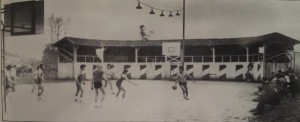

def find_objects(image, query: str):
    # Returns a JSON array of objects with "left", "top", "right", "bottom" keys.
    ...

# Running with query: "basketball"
[{"left": 172, "top": 85, "right": 177, "bottom": 90}]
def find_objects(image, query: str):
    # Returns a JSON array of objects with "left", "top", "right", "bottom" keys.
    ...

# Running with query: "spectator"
[
  {"left": 274, "top": 73, "right": 285, "bottom": 96},
  {"left": 268, "top": 72, "right": 276, "bottom": 81},
  {"left": 10, "top": 65, "right": 17, "bottom": 92},
  {"left": 250, "top": 82, "right": 280, "bottom": 115},
  {"left": 254, "top": 77, "right": 269, "bottom": 95},
  {"left": 288, "top": 74, "right": 297, "bottom": 98}
]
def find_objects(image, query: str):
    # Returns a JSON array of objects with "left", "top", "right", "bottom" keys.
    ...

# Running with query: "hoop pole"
[
  {"left": 180, "top": 0, "right": 185, "bottom": 67},
  {"left": 1, "top": 20, "right": 7, "bottom": 113}
]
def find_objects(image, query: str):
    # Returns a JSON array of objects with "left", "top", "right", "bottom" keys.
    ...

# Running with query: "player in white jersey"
[
  {"left": 104, "top": 64, "right": 115, "bottom": 94},
  {"left": 5, "top": 65, "right": 17, "bottom": 103},
  {"left": 32, "top": 64, "right": 46, "bottom": 101},
  {"left": 174, "top": 66, "right": 195, "bottom": 100},
  {"left": 74, "top": 65, "right": 86, "bottom": 103}
]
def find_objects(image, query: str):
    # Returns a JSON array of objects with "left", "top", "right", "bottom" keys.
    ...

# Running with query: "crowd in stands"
[{"left": 250, "top": 67, "right": 298, "bottom": 115}]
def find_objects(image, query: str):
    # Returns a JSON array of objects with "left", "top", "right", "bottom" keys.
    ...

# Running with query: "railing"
[
  {"left": 77, "top": 55, "right": 101, "bottom": 63},
  {"left": 75, "top": 54, "right": 263, "bottom": 63},
  {"left": 184, "top": 56, "right": 213, "bottom": 62},
  {"left": 138, "top": 56, "right": 165, "bottom": 62},
  {"left": 184, "top": 54, "right": 261, "bottom": 62}
]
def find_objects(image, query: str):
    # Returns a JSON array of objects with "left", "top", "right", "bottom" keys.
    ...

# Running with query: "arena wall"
[
  {"left": 58, "top": 62, "right": 263, "bottom": 81},
  {"left": 57, "top": 63, "right": 73, "bottom": 79}
]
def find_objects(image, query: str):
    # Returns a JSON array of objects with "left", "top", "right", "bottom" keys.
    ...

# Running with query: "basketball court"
[{"left": 3, "top": 80, "right": 258, "bottom": 121}]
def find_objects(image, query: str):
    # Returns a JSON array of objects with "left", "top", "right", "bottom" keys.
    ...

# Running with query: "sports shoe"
[{"left": 94, "top": 103, "right": 98, "bottom": 108}]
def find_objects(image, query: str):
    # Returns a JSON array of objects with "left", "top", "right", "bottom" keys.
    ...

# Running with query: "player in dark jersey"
[
  {"left": 91, "top": 65, "right": 106, "bottom": 108},
  {"left": 116, "top": 69, "right": 137, "bottom": 98},
  {"left": 5, "top": 65, "right": 16, "bottom": 103},
  {"left": 34, "top": 64, "right": 46, "bottom": 101},
  {"left": 75, "top": 65, "right": 86, "bottom": 103}
]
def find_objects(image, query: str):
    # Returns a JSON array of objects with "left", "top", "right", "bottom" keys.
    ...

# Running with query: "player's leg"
[
  {"left": 120, "top": 86, "right": 126, "bottom": 98},
  {"left": 79, "top": 85, "right": 84, "bottom": 102},
  {"left": 75, "top": 83, "right": 80, "bottom": 102},
  {"left": 95, "top": 88, "right": 99, "bottom": 102},
  {"left": 179, "top": 83, "right": 187, "bottom": 99},
  {"left": 6, "top": 87, "right": 12, "bottom": 103},
  {"left": 116, "top": 86, "right": 121, "bottom": 97},
  {"left": 94, "top": 88, "right": 99, "bottom": 107},
  {"left": 99, "top": 87, "right": 106, "bottom": 107},
  {"left": 37, "top": 85, "right": 44, "bottom": 100},
  {"left": 11, "top": 83, "right": 16, "bottom": 93},
  {"left": 183, "top": 82, "right": 189, "bottom": 100},
  {"left": 107, "top": 78, "right": 115, "bottom": 94},
  {"left": 103, "top": 76, "right": 108, "bottom": 88},
  {"left": 31, "top": 83, "right": 36, "bottom": 93}
]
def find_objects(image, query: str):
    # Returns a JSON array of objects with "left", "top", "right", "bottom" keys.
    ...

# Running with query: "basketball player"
[
  {"left": 5, "top": 65, "right": 16, "bottom": 102},
  {"left": 33, "top": 64, "right": 45, "bottom": 101},
  {"left": 91, "top": 65, "right": 106, "bottom": 108},
  {"left": 104, "top": 64, "right": 115, "bottom": 94},
  {"left": 10, "top": 65, "right": 17, "bottom": 92},
  {"left": 116, "top": 69, "right": 137, "bottom": 98},
  {"left": 31, "top": 67, "right": 38, "bottom": 93},
  {"left": 74, "top": 65, "right": 86, "bottom": 103},
  {"left": 174, "top": 66, "right": 195, "bottom": 100}
]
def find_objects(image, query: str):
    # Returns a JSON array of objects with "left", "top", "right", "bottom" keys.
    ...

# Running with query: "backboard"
[
  {"left": 162, "top": 42, "right": 181, "bottom": 56},
  {"left": 3, "top": 0, "right": 44, "bottom": 36}
]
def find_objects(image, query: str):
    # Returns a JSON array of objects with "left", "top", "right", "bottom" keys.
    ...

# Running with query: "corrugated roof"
[{"left": 54, "top": 32, "right": 299, "bottom": 47}]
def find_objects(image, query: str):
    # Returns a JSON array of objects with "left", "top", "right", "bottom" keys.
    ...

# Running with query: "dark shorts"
[
  {"left": 107, "top": 77, "right": 112, "bottom": 81},
  {"left": 34, "top": 79, "right": 42, "bottom": 85},
  {"left": 179, "top": 82, "right": 187, "bottom": 87},
  {"left": 6, "top": 85, "right": 11, "bottom": 89},
  {"left": 94, "top": 81, "right": 102, "bottom": 89},
  {"left": 116, "top": 79, "right": 123, "bottom": 87},
  {"left": 76, "top": 82, "right": 82, "bottom": 90}
]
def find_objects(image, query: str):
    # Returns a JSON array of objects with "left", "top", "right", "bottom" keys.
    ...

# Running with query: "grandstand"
[{"left": 53, "top": 32, "right": 299, "bottom": 81}]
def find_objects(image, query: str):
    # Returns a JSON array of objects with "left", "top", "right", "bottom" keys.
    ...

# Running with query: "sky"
[{"left": 2, "top": 0, "right": 300, "bottom": 60}]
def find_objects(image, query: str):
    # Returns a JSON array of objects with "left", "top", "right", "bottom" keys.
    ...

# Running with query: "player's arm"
[
  {"left": 91, "top": 78, "right": 94, "bottom": 90},
  {"left": 82, "top": 72, "right": 86, "bottom": 85},
  {"left": 6, "top": 72, "right": 13, "bottom": 83},
  {"left": 103, "top": 74, "right": 109, "bottom": 82},
  {"left": 186, "top": 73, "right": 195, "bottom": 83},
  {"left": 91, "top": 72, "right": 94, "bottom": 90},
  {"left": 75, "top": 72, "right": 80, "bottom": 83},
  {"left": 39, "top": 72, "right": 46, "bottom": 83},
  {"left": 125, "top": 76, "right": 137, "bottom": 86},
  {"left": 174, "top": 74, "right": 179, "bottom": 86}
]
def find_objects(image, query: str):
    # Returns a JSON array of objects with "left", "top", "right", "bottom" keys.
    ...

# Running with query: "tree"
[
  {"left": 42, "top": 14, "right": 70, "bottom": 79},
  {"left": 47, "top": 14, "right": 70, "bottom": 44}
]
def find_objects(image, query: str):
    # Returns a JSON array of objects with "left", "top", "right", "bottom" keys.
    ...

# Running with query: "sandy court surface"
[{"left": 3, "top": 80, "right": 259, "bottom": 121}]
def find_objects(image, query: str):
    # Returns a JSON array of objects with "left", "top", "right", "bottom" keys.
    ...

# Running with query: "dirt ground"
[{"left": 2, "top": 80, "right": 261, "bottom": 122}]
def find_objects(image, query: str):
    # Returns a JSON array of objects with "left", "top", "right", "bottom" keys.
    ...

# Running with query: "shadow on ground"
[{"left": 249, "top": 96, "right": 300, "bottom": 122}]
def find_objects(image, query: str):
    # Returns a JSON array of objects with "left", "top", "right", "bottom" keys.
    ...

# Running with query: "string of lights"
[{"left": 136, "top": 0, "right": 183, "bottom": 17}]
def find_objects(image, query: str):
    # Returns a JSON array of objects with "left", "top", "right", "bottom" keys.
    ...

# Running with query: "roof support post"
[
  {"left": 72, "top": 45, "right": 79, "bottom": 79},
  {"left": 262, "top": 43, "right": 267, "bottom": 78},
  {"left": 209, "top": 46, "right": 215, "bottom": 62},
  {"left": 245, "top": 46, "right": 249, "bottom": 62},
  {"left": 135, "top": 47, "right": 140, "bottom": 63}
]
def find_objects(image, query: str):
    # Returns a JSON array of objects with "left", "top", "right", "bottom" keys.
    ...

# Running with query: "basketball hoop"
[{"left": 162, "top": 42, "right": 181, "bottom": 57}]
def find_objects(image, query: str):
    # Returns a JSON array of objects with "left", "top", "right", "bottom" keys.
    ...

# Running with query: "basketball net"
[
  {"left": 96, "top": 47, "right": 104, "bottom": 63},
  {"left": 96, "top": 41, "right": 105, "bottom": 63}
]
